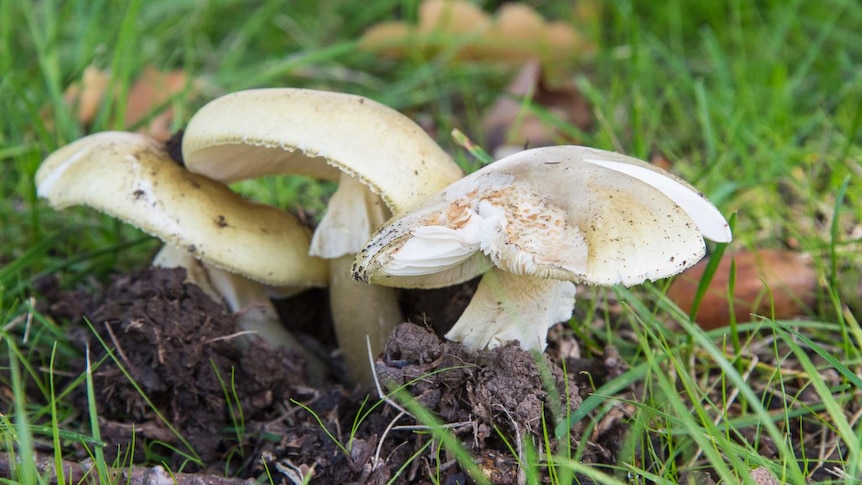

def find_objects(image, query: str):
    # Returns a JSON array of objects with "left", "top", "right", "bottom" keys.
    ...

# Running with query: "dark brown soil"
[
  {"left": 29, "top": 266, "right": 625, "bottom": 483},
  {"left": 58, "top": 268, "right": 306, "bottom": 470}
]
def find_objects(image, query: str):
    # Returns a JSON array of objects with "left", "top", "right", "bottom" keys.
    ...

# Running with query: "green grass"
[{"left": 2, "top": 0, "right": 861, "bottom": 483}]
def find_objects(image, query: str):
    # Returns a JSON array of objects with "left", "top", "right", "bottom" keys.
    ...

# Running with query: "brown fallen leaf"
[
  {"left": 667, "top": 249, "right": 817, "bottom": 330},
  {"left": 358, "top": 21, "right": 414, "bottom": 58},
  {"left": 59, "top": 65, "right": 198, "bottom": 142},
  {"left": 649, "top": 150, "right": 674, "bottom": 171},
  {"left": 360, "top": 0, "right": 490, "bottom": 60},
  {"left": 125, "top": 67, "right": 194, "bottom": 142},
  {"left": 62, "top": 66, "right": 110, "bottom": 125},
  {"left": 419, "top": 0, "right": 490, "bottom": 35},
  {"left": 359, "top": 0, "right": 595, "bottom": 72},
  {"left": 482, "top": 59, "right": 593, "bottom": 157}
]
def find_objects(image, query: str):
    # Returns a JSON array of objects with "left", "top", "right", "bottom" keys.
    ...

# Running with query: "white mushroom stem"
[
  {"left": 328, "top": 254, "right": 403, "bottom": 385},
  {"left": 153, "top": 245, "right": 326, "bottom": 383},
  {"left": 445, "top": 268, "right": 576, "bottom": 351},
  {"left": 310, "top": 173, "right": 404, "bottom": 385},
  {"left": 310, "top": 173, "right": 387, "bottom": 258}
]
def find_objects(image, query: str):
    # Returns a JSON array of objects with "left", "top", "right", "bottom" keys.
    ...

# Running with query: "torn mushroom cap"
[
  {"left": 35, "top": 131, "right": 328, "bottom": 287},
  {"left": 354, "top": 145, "right": 732, "bottom": 290},
  {"left": 181, "top": 88, "right": 464, "bottom": 217}
]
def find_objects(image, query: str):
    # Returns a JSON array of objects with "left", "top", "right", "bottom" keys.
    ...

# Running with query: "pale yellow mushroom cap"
[
  {"left": 35, "top": 131, "right": 328, "bottom": 287},
  {"left": 354, "top": 145, "right": 731, "bottom": 289},
  {"left": 181, "top": 88, "right": 464, "bottom": 216}
]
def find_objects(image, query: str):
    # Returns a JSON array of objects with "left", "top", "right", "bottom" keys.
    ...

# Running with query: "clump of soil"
[
  {"left": 376, "top": 323, "right": 580, "bottom": 440},
  {"left": 63, "top": 267, "right": 305, "bottom": 469},
  {"left": 266, "top": 322, "right": 586, "bottom": 484}
]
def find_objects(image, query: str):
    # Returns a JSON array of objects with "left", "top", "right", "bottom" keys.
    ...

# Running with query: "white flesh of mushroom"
[
  {"left": 444, "top": 269, "right": 576, "bottom": 351},
  {"left": 310, "top": 172, "right": 390, "bottom": 258},
  {"left": 354, "top": 145, "right": 732, "bottom": 351}
]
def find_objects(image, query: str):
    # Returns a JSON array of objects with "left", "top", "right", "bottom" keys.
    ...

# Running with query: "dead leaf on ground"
[
  {"left": 667, "top": 249, "right": 818, "bottom": 330},
  {"left": 360, "top": 0, "right": 595, "bottom": 75},
  {"left": 650, "top": 150, "right": 674, "bottom": 171},
  {"left": 482, "top": 59, "right": 593, "bottom": 158},
  {"left": 59, "top": 65, "right": 199, "bottom": 142},
  {"left": 62, "top": 66, "right": 110, "bottom": 125},
  {"left": 125, "top": 66, "right": 193, "bottom": 142}
]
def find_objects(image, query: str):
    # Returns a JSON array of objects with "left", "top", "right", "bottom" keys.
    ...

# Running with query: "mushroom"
[
  {"left": 35, "top": 131, "right": 329, "bottom": 380},
  {"left": 180, "top": 88, "right": 464, "bottom": 384},
  {"left": 353, "top": 145, "right": 732, "bottom": 351}
]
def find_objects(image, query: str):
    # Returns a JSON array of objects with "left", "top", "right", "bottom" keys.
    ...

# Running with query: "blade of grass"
[
  {"left": 290, "top": 399, "right": 349, "bottom": 456},
  {"left": 391, "top": 386, "right": 491, "bottom": 485},
  {"left": 84, "top": 345, "right": 110, "bottom": 483},
  {"left": 451, "top": 128, "right": 495, "bottom": 165},
  {"left": 616, "top": 285, "right": 808, "bottom": 483},
  {"left": 5, "top": 337, "right": 36, "bottom": 485},
  {"left": 104, "top": 0, "right": 143, "bottom": 130},
  {"left": 775, "top": 325, "right": 860, "bottom": 480},
  {"left": 637, "top": 323, "right": 744, "bottom": 482},
  {"left": 686, "top": 212, "right": 735, "bottom": 322},
  {"left": 555, "top": 362, "right": 649, "bottom": 438},
  {"left": 49, "top": 342, "right": 67, "bottom": 485}
]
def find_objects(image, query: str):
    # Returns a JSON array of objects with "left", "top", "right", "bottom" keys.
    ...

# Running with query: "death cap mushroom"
[{"left": 354, "top": 145, "right": 731, "bottom": 350}]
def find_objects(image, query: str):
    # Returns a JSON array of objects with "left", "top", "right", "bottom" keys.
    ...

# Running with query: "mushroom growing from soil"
[
  {"left": 180, "top": 88, "right": 464, "bottom": 384},
  {"left": 353, "top": 145, "right": 732, "bottom": 351},
  {"left": 35, "top": 131, "right": 329, "bottom": 379}
]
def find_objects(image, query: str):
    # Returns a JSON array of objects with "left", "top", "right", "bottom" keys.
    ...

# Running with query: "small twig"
[
  {"left": 367, "top": 335, "right": 411, "bottom": 417},
  {"left": 497, "top": 405, "right": 526, "bottom": 485},
  {"left": 373, "top": 410, "right": 406, "bottom": 469},
  {"left": 203, "top": 330, "right": 259, "bottom": 345},
  {"left": 391, "top": 421, "right": 475, "bottom": 432},
  {"left": 267, "top": 389, "right": 326, "bottom": 426},
  {"left": 23, "top": 297, "right": 35, "bottom": 343},
  {"left": 2, "top": 314, "right": 25, "bottom": 333},
  {"left": 103, "top": 321, "right": 137, "bottom": 375},
  {"left": 809, "top": 406, "right": 862, "bottom": 477}
]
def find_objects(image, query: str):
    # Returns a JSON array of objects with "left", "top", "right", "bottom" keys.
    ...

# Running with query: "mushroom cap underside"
[
  {"left": 354, "top": 145, "right": 731, "bottom": 289},
  {"left": 181, "top": 88, "right": 465, "bottom": 215},
  {"left": 36, "top": 131, "right": 328, "bottom": 287}
]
